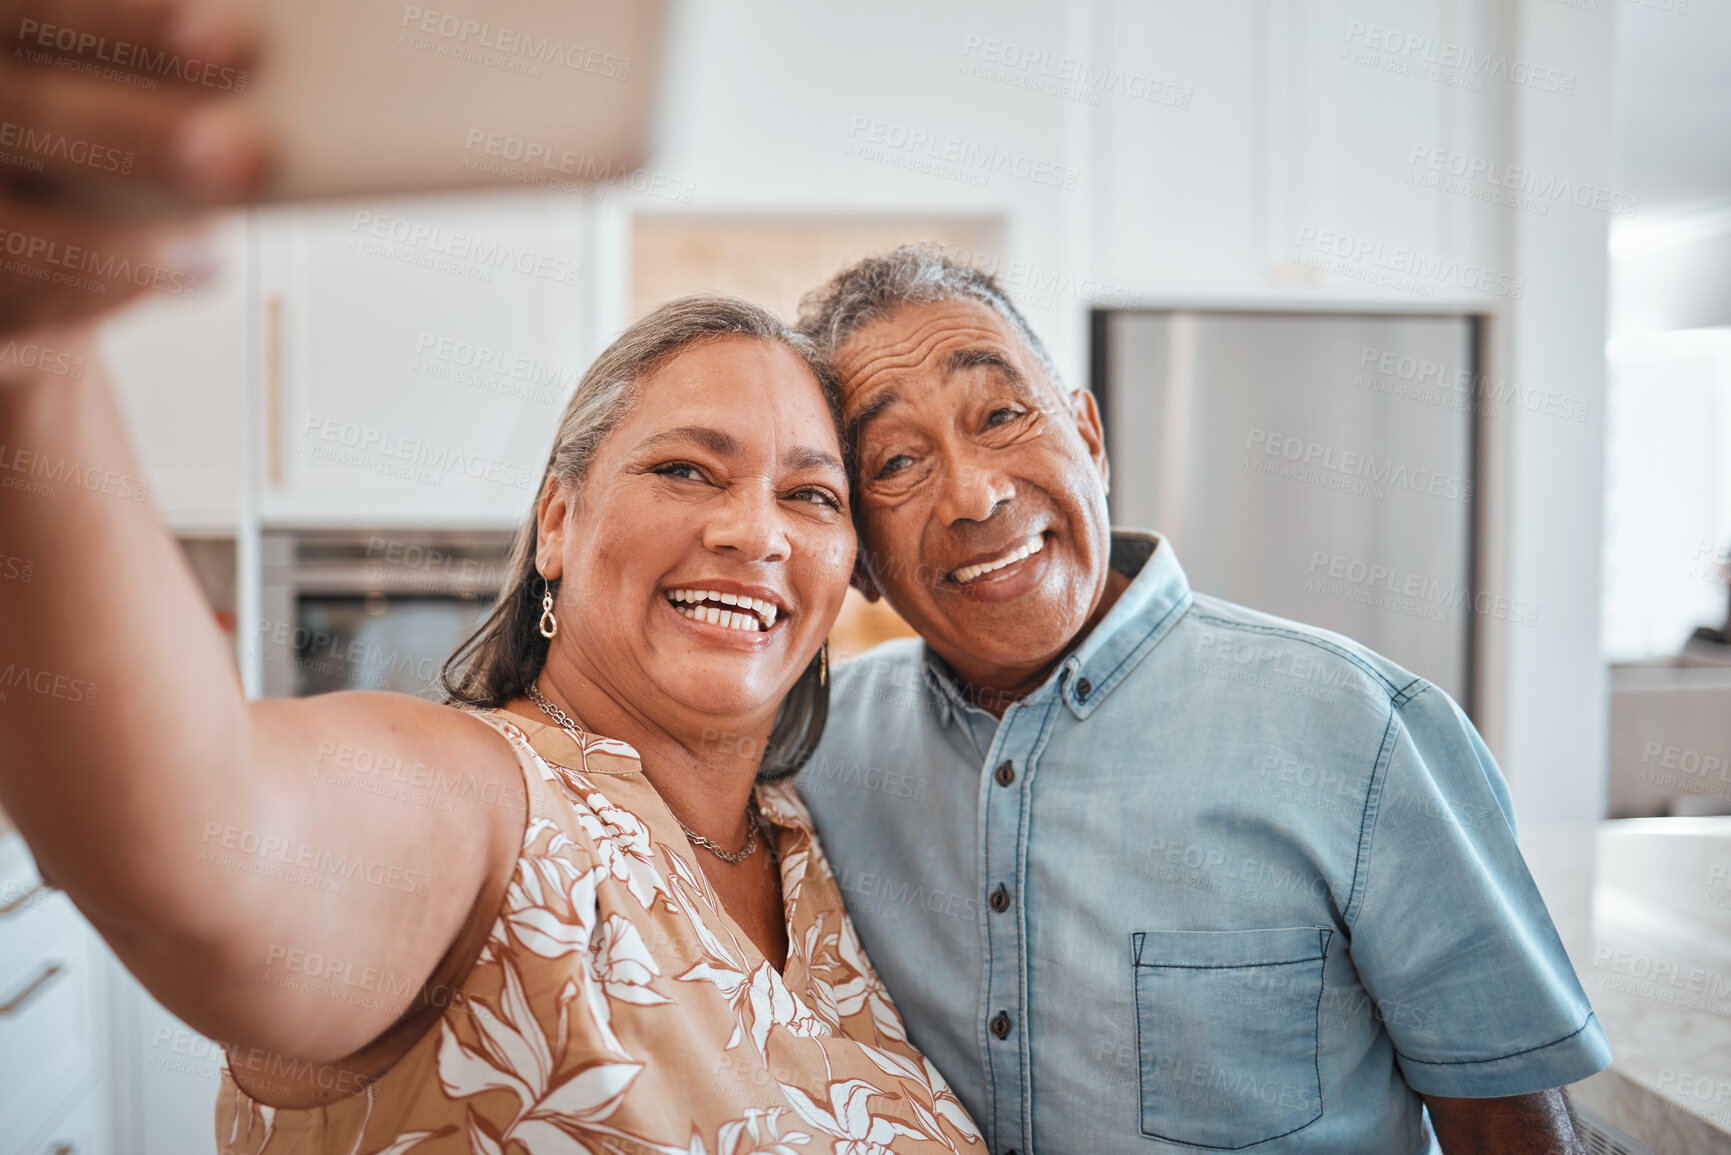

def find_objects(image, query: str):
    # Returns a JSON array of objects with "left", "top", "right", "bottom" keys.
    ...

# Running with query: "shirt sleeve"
[{"left": 1346, "top": 681, "right": 1612, "bottom": 1097}]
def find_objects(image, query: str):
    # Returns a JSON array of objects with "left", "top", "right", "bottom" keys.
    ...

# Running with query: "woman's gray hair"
[
  {"left": 796, "top": 242, "right": 1061, "bottom": 386},
  {"left": 441, "top": 294, "right": 840, "bottom": 782}
]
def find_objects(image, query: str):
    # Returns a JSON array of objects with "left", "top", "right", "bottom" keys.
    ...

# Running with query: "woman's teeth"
[
  {"left": 666, "top": 588, "right": 778, "bottom": 632},
  {"left": 952, "top": 535, "right": 1045, "bottom": 584}
]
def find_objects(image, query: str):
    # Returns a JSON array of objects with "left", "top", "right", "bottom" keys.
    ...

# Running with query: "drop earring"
[
  {"left": 538, "top": 578, "right": 558, "bottom": 640},
  {"left": 819, "top": 642, "right": 829, "bottom": 687}
]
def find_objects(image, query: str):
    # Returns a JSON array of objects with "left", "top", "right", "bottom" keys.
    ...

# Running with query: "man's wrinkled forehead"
[{"left": 833, "top": 298, "right": 1043, "bottom": 414}]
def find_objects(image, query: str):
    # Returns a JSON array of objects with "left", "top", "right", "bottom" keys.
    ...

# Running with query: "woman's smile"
[{"left": 662, "top": 580, "right": 788, "bottom": 641}]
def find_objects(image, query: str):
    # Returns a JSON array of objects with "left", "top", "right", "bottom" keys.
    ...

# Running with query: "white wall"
[
  {"left": 1492, "top": 0, "right": 1615, "bottom": 825},
  {"left": 646, "top": 0, "right": 1085, "bottom": 370},
  {"left": 1610, "top": 212, "right": 1731, "bottom": 338}
]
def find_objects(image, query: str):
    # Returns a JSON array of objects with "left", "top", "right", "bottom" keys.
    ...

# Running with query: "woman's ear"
[{"left": 534, "top": 476, "right": 568, "bottom": 580}]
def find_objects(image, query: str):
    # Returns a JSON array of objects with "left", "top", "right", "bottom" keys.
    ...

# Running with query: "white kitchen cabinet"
[
  {"left": 17, "top": 1081, "right": 109, "bottom": 1155},
  {"left": 1085, "top": 0, "right": 1496, "bottom": 299},
  {"left": 98, "top": 215, "right": 250, "bottom": 536},
  {"left": 253, "top": 190, "right": 594, "bottom": 528},
  {"left": 0, "top": 838, "right": 109, "bottom": 1155},
  {"left": 1, "top": 834, "right": 231, "bottom": 1155},
  {"left": 105, "top": 968, "right": 222, "bottom": 1155}
]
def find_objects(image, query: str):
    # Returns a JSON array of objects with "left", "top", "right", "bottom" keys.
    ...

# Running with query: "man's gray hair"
[{"left": 796, "top": 243, "right": 1062, "bottom": 388}]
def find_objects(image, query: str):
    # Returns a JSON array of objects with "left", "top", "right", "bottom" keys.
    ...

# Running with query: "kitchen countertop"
[{"left": 1524, "top": 819, "right": 1731, "bottom": 1152}]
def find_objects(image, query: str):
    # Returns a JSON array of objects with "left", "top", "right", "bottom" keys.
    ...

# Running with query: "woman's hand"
[{"left": 0, "top": 0, "right": 266, "bottom": 338}]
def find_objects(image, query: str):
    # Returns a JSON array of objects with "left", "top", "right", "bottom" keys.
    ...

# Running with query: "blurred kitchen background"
[{"left": 2, "top": 1, "right": 1728, "bottom": 1152}]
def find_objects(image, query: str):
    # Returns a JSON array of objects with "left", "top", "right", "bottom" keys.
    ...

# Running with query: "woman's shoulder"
[
  {"left": 467, "top": 703, "right": 644, "bottom": 775},
  {"left": 460, "top": 704, "right": 671, "bottom": 867}
]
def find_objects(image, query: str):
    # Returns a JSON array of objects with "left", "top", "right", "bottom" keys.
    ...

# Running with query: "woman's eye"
[
  {"left": 876, "top": 454, "right": 914, "bottom": 480},
  {"left": 653, "top": 462, "right": 704, "bottom": 481},
  {"left": 790, "top": 487, "right": 842, "bottom": 510}
]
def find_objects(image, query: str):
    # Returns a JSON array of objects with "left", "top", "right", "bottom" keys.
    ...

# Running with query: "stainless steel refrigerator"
[{"left": 1095, "top": 310, "right": 1480, "bottom": 708}]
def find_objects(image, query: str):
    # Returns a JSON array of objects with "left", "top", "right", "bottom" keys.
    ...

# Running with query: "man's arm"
[{"left": 1424, "top": 1091, "right": 1583, "bottom": 1155}]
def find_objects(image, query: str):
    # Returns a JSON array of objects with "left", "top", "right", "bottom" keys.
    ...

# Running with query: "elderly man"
[{"left": 794, "top": 246, "right": 1609, "bottom": 1155}]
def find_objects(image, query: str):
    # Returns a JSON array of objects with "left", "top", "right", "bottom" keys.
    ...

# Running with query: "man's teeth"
[
  {"left": 666, "top": 588, "right": 779, "bottom": 631},
  {"left": 952, "top": 536, "right": 1045, "bottom": 584}
]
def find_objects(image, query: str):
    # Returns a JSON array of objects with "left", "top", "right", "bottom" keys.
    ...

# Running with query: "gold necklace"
[{"left": 526, "top": 682, "right": 761, "bottom": 864}]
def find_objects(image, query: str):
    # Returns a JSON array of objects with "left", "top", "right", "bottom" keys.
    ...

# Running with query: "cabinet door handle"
[
  {"left": 0, "top": 880, "right": 46, "bottom": 915},
  {"left": 266, "top": 294, "right": 284, "bottom": 486},
  {"left": 0, "top": 961, "right": 64, "bottom": 1015}
]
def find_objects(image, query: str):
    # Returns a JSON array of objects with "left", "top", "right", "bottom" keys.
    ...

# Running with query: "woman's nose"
[{"left": 701, "top": 487, "right": 793, "bottom": 562}]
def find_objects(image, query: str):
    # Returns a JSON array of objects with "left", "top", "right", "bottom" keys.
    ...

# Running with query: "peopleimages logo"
[
  {"left": 1306, "top": 550, "right": 1540, "bottom": 628},
  {"left": 0, "top": 442, "right": 151, "bottom": 501},
  {"left": 1341, "top": 21, "right": 1576, "bottom": 95},
  {"left": 0, "top": 663, "right": 98, "bottom": 704},
  {"left": 1294, "top": 227, "right": 1525, "bottom": 300},
  {"left": 1003, "top": 261, "right": 1138, "bottom": 308},
  {"left": 349, "top": 210, "right": 583, "bottom": 286},
  {"left": 0, "top": 335, "right": 84, "bottom": 378},
  {"left": 300, "top": 414, "right": 536, "bottom": 490},
  {"left": 14, "top": 17, "right": 249, "bottom": 91},
  {"left": 1356, "top": 345, "right": 1590, "bottom": 423},
  {"left": 958, "top": 35, "right": 1191, "bottom": 108},
  {"left": 460, "top": 130, "right": 696, "bottom": 203},
  {"left": 1408, "top": 145, "right": 1639, "bottom": 219},
  {"left": 0, "top": 227, "right": 200, "bottom": 297},
  {"left": 413, "top": 331, "right": 578, "bottom": 404},
  {"left": 399, "top": 6, "right": 632, "bottom": 79},
  {"left": 0, "top": 120, "right": 133, "bottom": 174},
  {"left": 1244, "top": 427, "right": 1474, "bottom": 503},
  {"left": 845, "top": 116, "right": 1081, "bottom": 190}
]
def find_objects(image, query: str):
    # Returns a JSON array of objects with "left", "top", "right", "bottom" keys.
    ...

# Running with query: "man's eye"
[
  {"left": 876, "top": 454, "right": 914, "bottom": 480},
  {"left": 653, "top": 462, "right": 704, "bottom": 481},
  {"left": 985, "top": 408, "right": 1021, "bottom": 429}
]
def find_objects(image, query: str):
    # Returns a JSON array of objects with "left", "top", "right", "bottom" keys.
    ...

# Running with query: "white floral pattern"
[{"left": 215, "top": 710, "right": 981, "bottom": 1154}]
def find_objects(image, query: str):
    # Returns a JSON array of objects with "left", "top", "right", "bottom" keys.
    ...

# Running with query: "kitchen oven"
[{"left": 257, "top": 530, "right": 514, "bottom": 699}]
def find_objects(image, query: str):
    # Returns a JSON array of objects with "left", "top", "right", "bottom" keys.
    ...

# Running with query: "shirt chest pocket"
[{"left": 1132, "top": 926, "right": 1333, "bottom": 1150}]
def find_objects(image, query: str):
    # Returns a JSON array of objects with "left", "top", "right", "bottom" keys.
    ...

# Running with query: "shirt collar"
[{"left": 919, "top": 529, "right": 1194, "bottom": 724}]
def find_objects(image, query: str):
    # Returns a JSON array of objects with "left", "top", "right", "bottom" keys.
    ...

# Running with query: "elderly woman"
[{"left": 0, "top": 292, "right": 979, "bottom": 1152}]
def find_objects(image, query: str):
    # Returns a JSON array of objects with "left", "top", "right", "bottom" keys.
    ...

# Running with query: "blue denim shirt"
[{"left": 800, "top": 531, "right": 1610, "bottom": 1154}]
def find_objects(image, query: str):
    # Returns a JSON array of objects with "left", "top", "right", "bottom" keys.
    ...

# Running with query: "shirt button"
[
  {"left": 989, "top": 883, "right": 1011, "bottom": 912},
  {"left": 994, "top": 760, "right": 1016, "bottom": 786},
  {"left": 1076, "top": 677, "right": 1093, "bottom": 701},
  {"left": 990, "top": 1011, "right": 1013, "bottom": 1039}
]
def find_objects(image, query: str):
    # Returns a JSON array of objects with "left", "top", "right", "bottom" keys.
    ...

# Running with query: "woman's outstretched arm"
[{"left": 0, "top": 336, "right": 527, "bottom": 1065}]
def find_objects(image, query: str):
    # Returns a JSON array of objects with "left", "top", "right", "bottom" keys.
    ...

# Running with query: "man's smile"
[{"left": 949, "top": 534, "right": 1046, "bottom": 585}]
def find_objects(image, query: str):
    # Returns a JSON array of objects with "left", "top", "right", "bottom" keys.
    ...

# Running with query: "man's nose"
[
  {"left": 702, "top": 487, "right": 793, "bottom": 562},
  {"left": 934, "top": 458, "right": 1015, "bottom": 525}
]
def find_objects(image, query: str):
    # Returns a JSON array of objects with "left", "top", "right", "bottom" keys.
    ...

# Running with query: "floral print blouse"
[{"left": 214, "top": 708, "right": 981, "bottom": 1154}]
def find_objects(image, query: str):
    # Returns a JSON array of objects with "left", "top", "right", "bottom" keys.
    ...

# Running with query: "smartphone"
[{"left": 218, "top": 0, "right": 666, "bottom": 201}]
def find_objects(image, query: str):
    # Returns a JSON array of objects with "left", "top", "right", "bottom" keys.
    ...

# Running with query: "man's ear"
[
  {"left": 534, "top": 476, "right": 568, "bottom": 581},
  {"left": 852, "top": 549, "right": 883, "bottom": 603},
  {"left": 1071, "top": 388, "right": 1111, "bottom": 495}
]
